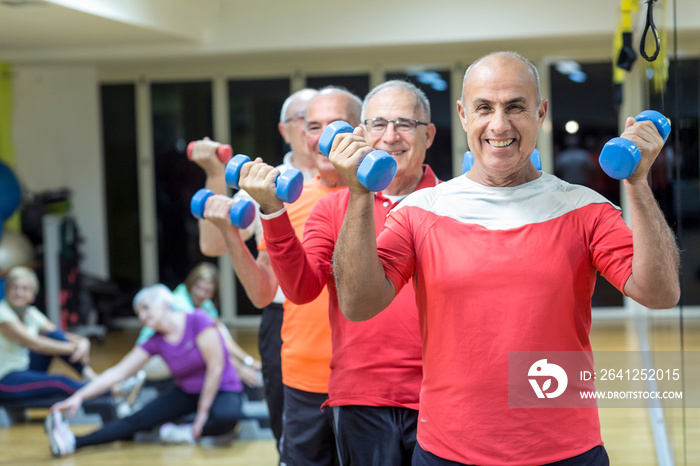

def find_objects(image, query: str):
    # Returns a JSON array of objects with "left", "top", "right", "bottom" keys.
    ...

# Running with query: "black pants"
[
  {"left": 259, "top": 302, "right": 284, "bottom": 453},
  {"left": 332, "top": 405, "right": 418, "bottom": 466},
  {"left": 412, "top": 444, "right": 609, "bottom": 466},
  {"left": 281, "top": 385, "right": 337, "bottom": 466},
  {"left": 75, "top": 386, "right": 242, "bottom": 449}
]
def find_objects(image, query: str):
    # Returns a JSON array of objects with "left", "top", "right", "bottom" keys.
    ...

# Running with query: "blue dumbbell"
[
  {"left": 225, "top": 154, "right": 304, "bottom": 203},
  {"left": 318, "top": 121, "right": 397, "bottom": 192},
  {"left": 462, "top": 148, "right": 542, "bottom": 174},
  {"left": 190, "top": 188, "right": 255, "bottom": 230},
  {"left": 598, "top": 110, "right": 671, "bottom": 180}
]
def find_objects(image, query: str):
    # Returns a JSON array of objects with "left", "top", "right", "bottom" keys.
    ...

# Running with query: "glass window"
[
  {"left": 386, "top": 69, "right": 453, "bottom": 181},
  {"left": 306, "top": 74, "right": 370, "bottom": 99},
  {"left": 228, "top": 78, "right": 290, "bottom": 316},
  {"left": 100, "top": 84, "right": 141, "bottom": 306},
  {"left": 549, "top": 62, "right": 622, "bottom": 307},
  {"left": 151, "top": 81, "right": 216, "bottom": 289},
  {"left": 228, "top": 78, "right": 290, "bottom": 168},
  {"left": 650, "top": 58, "right": 700, "bottom": 305}
]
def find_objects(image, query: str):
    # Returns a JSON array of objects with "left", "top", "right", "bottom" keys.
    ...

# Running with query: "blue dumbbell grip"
[
  {"left": 320, "top": 120, "right": 396, "bottom": 191},
  {"left": 190, "top": 188, "right": 254, "bottom": 229},
  {"left": 276, "top": 169, "right": 304, "bottom": 203},
  {"left": 598, "top": 111, "right": 669, "bottom": 180},
  {"left": 225, "top": 155, "right": 251, "bottom": 189},
  {"left": 319, "top": 121, "right": 353, "bottom": 157},
  {"left": 229, "top": 199, "right": 255, "bottom": 229},
  {"left": 599, "top": 138, "right": 641, "bottom": 180},
  {"left": 462, "top": 151, "right": 474, "bottom": 174},
  {"left": 191, "top": 189, "right": 214, "bottom": 219},
  {"left": 357, "top": 151, "right": 397, "bottom": 192},
  {"left": 227, "top": 154, "right": 302, "bottom": 203},
  {"left": 636, "top": 110, "right": 671, "bottom": 142}
]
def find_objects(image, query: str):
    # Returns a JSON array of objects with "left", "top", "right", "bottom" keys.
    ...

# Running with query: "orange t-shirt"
[{"left": 259, "top": 177, "right": 343, "bottom": 393}]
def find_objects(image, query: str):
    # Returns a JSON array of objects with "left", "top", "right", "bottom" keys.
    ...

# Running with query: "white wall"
[{"left": 12, "top": 65, "right": 108, "bottom": 279}]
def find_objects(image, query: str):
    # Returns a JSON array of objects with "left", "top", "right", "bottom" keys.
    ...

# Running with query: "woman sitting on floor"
[
  {"left": 0, "top": 266, "right": 96, "bottom": 403},
  {"left": 45, "top": 283, "right": 243, "bottom": 457}
]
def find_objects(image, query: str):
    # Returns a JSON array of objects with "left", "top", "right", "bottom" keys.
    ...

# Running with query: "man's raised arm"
[
  {"left": 330, "top": 129, "right": 396, "bottom": 321},
  {"left": 619, "top": 117, "right": 680, "bottom": 309}
]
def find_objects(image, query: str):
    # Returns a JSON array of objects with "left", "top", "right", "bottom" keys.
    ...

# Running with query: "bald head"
[
  {"left": 280, "top": 88, "right": 318, "bottom": 123},
  {"left": 307, "top": 86, "right": 362, "bottom": 128},
  {"left": 461, "top": 52, "right": 542, "bottom": 106}
]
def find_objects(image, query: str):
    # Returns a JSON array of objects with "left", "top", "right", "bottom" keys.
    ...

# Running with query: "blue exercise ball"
[{"left": 0, "top": 161, "right": 21, "bottom": 221}]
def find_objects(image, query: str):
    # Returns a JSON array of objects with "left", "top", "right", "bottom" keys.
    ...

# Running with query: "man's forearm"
[
  {"left": 224, "top": 229, "right": 277, "bottom": 309},
  {"left": 334, "top": 192, "right": 395, "bottom": 321},
  {"left": 199, "top": 173, "right": 229, "bottom": 256},
  {"left": 623, "top": 180, "right": 681, "bottom": 308}
]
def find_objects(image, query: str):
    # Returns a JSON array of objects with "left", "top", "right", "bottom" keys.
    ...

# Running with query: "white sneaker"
[
  {"left": 159, "top": 422, "right": 195, "bottom": 445},
  {"left": 116, "top": 370, "right": 146, "bottom": 404},
  {"left": 44, "top": 411, "right": 75, "bottom": 457},
  {"left": 113, "top": 370, "right": 147, "bottom": 418}
]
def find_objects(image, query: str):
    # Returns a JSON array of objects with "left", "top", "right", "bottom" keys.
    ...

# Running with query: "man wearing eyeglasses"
[
  {"left": 190, "top": 88, "right": 318, "bottom": 461},
  {"left": 241, "top": 80, "right": 439, "bottom": 465}
]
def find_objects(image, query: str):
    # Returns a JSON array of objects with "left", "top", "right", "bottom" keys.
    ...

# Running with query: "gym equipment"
[
  {"left": 462, "top": 148, "right": 542, "bottom": 174},
  {"left": 187, "top": 141, "right": 233, "bottom": 164},
  {"left": 0, "top": 230, "right": 35, "bottom": 274},
  {"left": 225, "top": 155, "right": 303, "bottom": 204},
  {"left": 0, "top": 161, "right": 21, "bottom": 221},
  {"left": 598, "top": 110, "right": 670, "bottom": 180},
  {"left": 318, "top": 121, "right": 397, "bottom": 192},
  {"left": 190, "top": 188, "right": 255, "bottom": 230}
]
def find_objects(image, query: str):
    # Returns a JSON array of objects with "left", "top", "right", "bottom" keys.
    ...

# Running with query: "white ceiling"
[
  {"left": 0, "top": 0, "right": 220, "bottom": 61},
  {"left": 1, "top": 0, "right": 698, "bottom": 66}
]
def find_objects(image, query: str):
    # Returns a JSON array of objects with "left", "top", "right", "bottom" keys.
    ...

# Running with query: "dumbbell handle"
[
  {"left": 598, "top": 110, "right": 670, "bottom": 180},
  {"left": 187, "top": 141, "right": 233, "bottom": 164},
  {"left": 190, "top": 188, "right": 255, "bottom": 230},
  {"left": 225, "top": 154, "right": 303, "bottom": 204},
  {"left": 318, "top": 121, "right": 397, "bottom": 192}
]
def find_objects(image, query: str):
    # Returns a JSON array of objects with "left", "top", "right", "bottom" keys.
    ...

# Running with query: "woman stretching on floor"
[{"left": 45, "top": 284, "right": 243, "bottom": 457}]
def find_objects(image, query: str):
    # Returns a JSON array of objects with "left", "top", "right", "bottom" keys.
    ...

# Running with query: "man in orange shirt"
[{"left": 202, "top": 87, "right": 361, "bottom": 465}]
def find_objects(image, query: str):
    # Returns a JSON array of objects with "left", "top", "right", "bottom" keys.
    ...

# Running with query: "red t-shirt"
[
  {"left": 377, "top": 173, "right": 634, "bottom": 465},
  {"left": 262, "top": 166, "right": 439, "bottom": 409}
]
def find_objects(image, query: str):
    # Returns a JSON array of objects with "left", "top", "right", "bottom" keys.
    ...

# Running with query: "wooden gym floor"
[{"left": 1, "top": 317, "right": 698, "bottom": 466}]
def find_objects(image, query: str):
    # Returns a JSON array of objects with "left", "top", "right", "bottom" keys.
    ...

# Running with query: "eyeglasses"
[
  {"left": 363, "top": 117, "right": 428, "bottom": 135},
  {"left": 283, "top": 111, "right": 305, "bottom": 124}
]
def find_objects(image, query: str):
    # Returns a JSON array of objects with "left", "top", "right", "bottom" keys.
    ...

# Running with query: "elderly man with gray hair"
[{"left": 247, "top": 79, "right": 440, "bottom": 465}]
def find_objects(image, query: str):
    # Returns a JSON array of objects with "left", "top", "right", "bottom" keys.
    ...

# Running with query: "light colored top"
[{"left": 0, "top": 299, "right": 50, "bottom": 379}]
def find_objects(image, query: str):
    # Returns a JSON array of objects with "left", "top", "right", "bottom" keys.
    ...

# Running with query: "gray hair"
[
  {"left": 461, "top": 51, "right": 543, "bottom": 106},
  {"left": 132, "top": 284, "right": 174, "bottom": 311},
  {"left": 307, "top": 86, "right": 362, "bottom": 127},
  {"left": 361, "top": 80, "right": 431, "bottom": 122},
  {"left": 5, "top": 266, "right": 39, "bottom": 295},
  {"left": 279, "top": 88, "right": 318, "bottom": 123}
]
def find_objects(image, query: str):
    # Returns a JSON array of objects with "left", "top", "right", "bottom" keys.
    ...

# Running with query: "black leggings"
[{"left": 75, "top": 386, "right": 242, "bottom": 449}]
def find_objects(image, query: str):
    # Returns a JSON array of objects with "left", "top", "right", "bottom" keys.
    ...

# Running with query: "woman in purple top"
[{"left": 44, "top": 284, "right": 243, "bottom": 458}]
